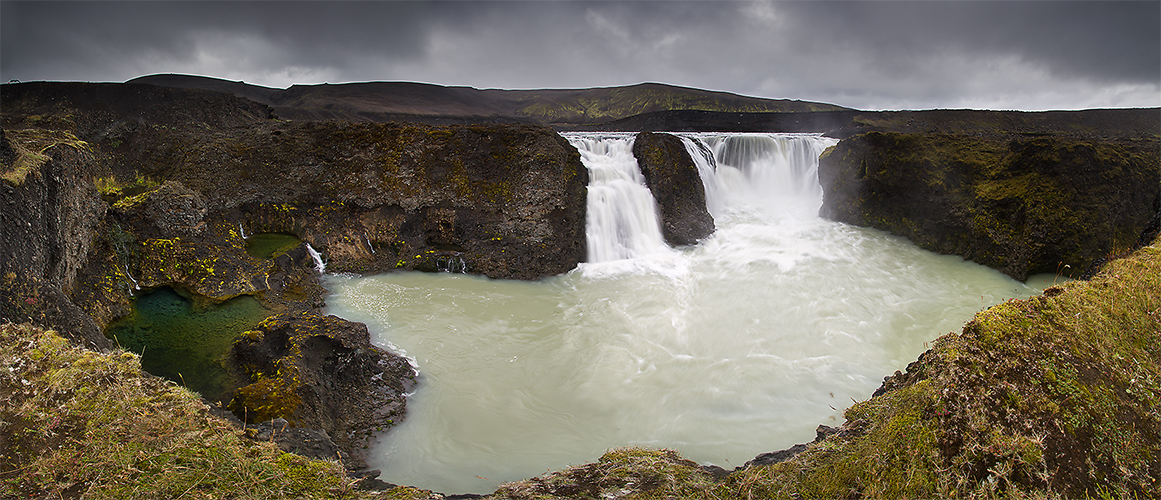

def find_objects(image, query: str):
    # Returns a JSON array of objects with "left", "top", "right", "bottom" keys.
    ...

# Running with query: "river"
[{"left": 322, "top": 132, "right": 1054, "bottom": 494}]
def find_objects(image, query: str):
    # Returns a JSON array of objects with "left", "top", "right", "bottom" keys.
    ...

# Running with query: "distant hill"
[{"left": 126, "top": 74, "right": 850, "bottom": 126}]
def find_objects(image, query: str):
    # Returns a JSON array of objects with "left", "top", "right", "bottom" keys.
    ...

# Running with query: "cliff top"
[{"left": 125, "top": 73, "right": 851, "bottom": 126}]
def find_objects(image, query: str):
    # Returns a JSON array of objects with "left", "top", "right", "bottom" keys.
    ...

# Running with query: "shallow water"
[
  {"left": 106, "top": 287, "right": 270, "bottom": 402},
  {"left": 322, "top": 133, "right": 1056, "bottom": 494}
]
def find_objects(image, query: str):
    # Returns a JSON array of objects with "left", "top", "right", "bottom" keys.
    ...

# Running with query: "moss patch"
[
  {"left": 244, "top": 232, "right": 303, "bottom": 259},
  {"left": 494, "top": 448, "right": 718, "bottom": 499}
]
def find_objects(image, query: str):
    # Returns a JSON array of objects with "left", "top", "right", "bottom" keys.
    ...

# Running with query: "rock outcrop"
[
  {"left": 148, "top": 120, "right": 589, "bottom": 281},
  {"left": 227, "top": 313, "right": 416, "bottom": 469},
  {"left": 819, "top": 131, "right": 1161, "bottom": 280},
  {"left": 631, "top": 131, "right": 714, "bottom": 245}
]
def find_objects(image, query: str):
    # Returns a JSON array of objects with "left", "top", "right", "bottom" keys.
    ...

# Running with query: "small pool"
[{"left": 105, "top": 287, "right": 270, "bottom": 402}]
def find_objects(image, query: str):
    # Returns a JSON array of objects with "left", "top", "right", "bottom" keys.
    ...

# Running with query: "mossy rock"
[
  {"left": 227, "top": 312, "right": 416, "bottom": 469},
  {"left": 632, "top": 131, "right": 715, "bottom": 245}
]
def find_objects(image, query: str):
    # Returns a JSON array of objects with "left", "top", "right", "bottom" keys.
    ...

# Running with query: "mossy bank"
[{"left": 0, "top": 323, "right": 369, "bottom": 499}]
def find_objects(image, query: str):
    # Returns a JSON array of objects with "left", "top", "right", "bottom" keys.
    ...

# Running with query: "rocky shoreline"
[{"left": 3, "top": 79, "right": 1159, "bottom": 497}]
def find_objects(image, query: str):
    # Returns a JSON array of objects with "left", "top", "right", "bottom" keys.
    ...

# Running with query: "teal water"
[
  {"left": 106, "top": 287, "right": 270, "bottom": 402},
  {"left": 244, "top": 232, "right": 302, "bottom": 259}
]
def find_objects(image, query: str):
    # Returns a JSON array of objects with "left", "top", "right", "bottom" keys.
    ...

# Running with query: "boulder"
[
  {"left": 227, "top": 312, "right": 416, "bottom": 470},
  {"left": 631, "top": 131, "right": 714, "bottom": 245}
]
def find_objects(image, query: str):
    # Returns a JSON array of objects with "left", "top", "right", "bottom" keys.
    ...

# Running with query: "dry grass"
[
  {"left": 2, "top": 128, "right": 89, "bottom": 186},
  {"left": 0, "top": 323, "right": 370, "bottom": 499}
]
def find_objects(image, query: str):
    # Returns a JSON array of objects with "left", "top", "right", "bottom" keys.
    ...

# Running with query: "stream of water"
[{"left": 322, "top": 133, "right": 1055, "bottom": 494}]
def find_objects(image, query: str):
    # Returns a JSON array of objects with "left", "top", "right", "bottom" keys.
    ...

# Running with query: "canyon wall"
[{"left": 818, "top": 131, "right": 1160, "bottom": 280}]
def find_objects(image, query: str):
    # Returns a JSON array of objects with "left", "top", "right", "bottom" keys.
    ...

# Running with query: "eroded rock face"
[
  {"left": 227, "top": 312, "right": 416, "bottom": 470},
  {"left": 631, "top": 131, "right": 714, "bottom": 245},
  {"left": 0, "top": 131, "right": 110, "bottom": 349},
  {"left": 111, "top": 121, "right": 589, "bottom": 280},
  {"left": 818, "top": 132, "right": 1161, "bottom": 280}
]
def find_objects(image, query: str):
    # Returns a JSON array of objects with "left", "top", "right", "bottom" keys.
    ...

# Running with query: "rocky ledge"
[{"left": 228, "top": 312, "right": 416, "bottom": 470}]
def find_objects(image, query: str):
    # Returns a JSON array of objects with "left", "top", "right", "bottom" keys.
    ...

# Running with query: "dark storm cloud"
[
  {"left": 1, "top": 1, "right": 1157, "bottom": 110},
  {"left": 1, "top": 1, "right": 470, "bottom": 83},
  {"left": 778, "top": 1, "right": 1160, "bottom": 83}
]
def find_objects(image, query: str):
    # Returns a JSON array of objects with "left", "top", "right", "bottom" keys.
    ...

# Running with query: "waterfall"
[
  {"left": 679, "top": 135, "right": 725, "bottom": 217},
  {"left": 331, "top": 131, "right": 1047, "bottom": 495},
  {"left": 305, "top": 243, "right": 326, "bottom": 273},
  {"left": 684, "top": 133, "right": 837, "bottom": 206},
  {"left": 437, "top": 255, "right": 467, "bottom": 273},
  {"left": 567, "top": 132, "right": 838, "bottom": 262},
  {"left": 564, "top": 133, "right": 668, "bottom": 263}
]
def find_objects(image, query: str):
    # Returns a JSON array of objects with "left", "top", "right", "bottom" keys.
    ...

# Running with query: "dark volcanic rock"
[
  {"left": 631, "top": 132, "right": 714, "bottom": 245},
  {"left": 227, "top": 312, "right": 416, "bottom": 470},
  {"left": 135, "top": 180, "right": 209, "bottom": 236},
  {"left": 110, "top": 119, "right": 589, "bottom": 280},
  {"left": 819, "top": 131, "right": 1161, "bottom": 280},
  {"left": 0, "top": 130, "right": 110, "bottom": 349}
]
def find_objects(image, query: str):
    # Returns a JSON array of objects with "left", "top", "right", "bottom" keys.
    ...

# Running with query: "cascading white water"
[
  {"left": 323, "top": 132, "right": 1054, "bottom": 494},
  {"left": 682, "top": 133, "right": 835, "bottom": 216},
  {"left": 305, "top": 243, "right": 326, "bottom": 273},
  {"left": 566, "top": 133, "right": 670, "bottom": 262}
]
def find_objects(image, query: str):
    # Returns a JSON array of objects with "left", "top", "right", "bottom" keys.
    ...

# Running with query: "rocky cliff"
[
  {"left": 0, "top": 128, "right": 110, "bottom": 349},
  {"left": 2, "top": 81, "right": 589, "bottom": 473},
  {"left": 819, "top": 131, "right": 1161, "bottom": 280}
]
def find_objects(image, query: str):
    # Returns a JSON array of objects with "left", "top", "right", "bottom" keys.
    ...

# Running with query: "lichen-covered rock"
[
  {"left": 819, "top": 132, "right": 1161, "bottom": 280},
  {"left": 631, "top": 131, "right": 714, "bottom": 245},
  {"left": 124, "top": 180, "right": 208, "bottom": 236},
  {"left": 227, "top": 312, "right": 416, "bottom": 470}
]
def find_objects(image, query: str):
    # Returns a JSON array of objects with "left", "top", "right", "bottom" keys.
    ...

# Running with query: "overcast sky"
[{"left": 2, "top": 1, "right": 1158, "bottom": 110}]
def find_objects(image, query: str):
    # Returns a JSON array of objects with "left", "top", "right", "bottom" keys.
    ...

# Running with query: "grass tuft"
[{"left": 2, "top": 128, "right": 89, "bottom": 186}]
